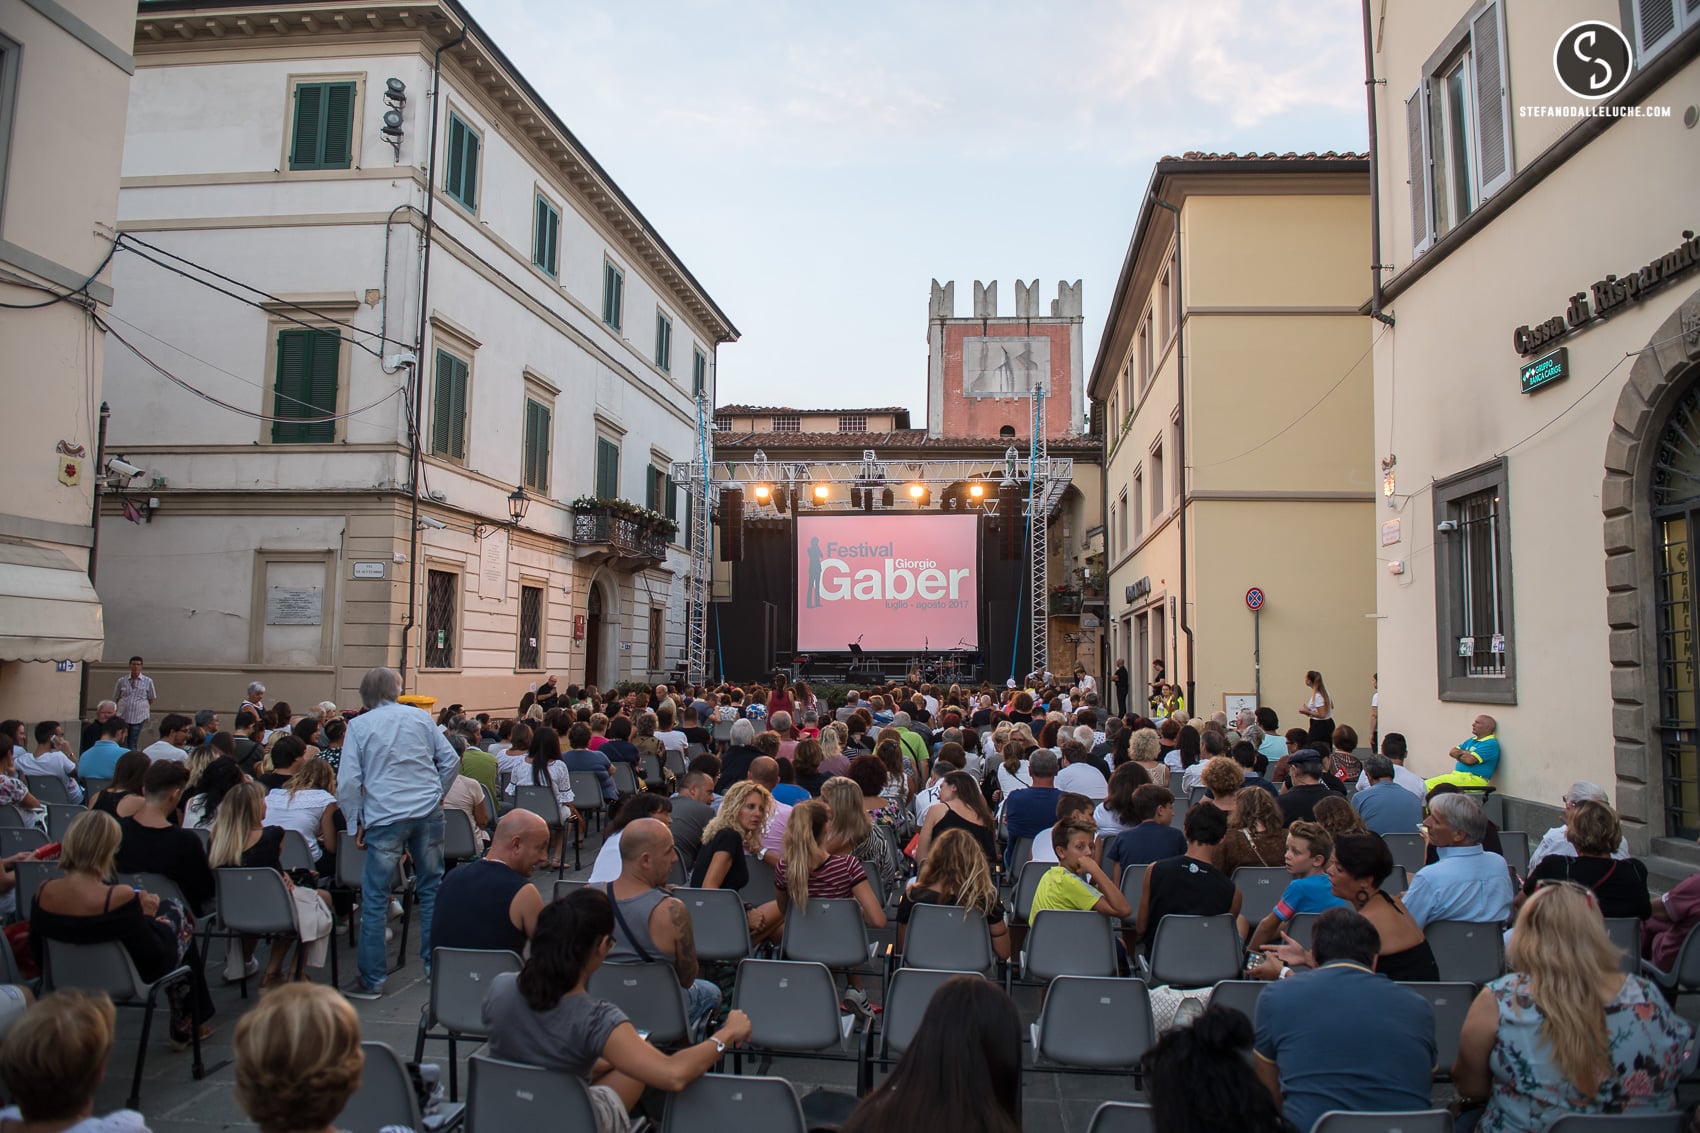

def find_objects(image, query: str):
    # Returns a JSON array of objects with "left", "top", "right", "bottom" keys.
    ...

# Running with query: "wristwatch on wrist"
[
  {"left": 710, "top": 1035, "right": 727, "bottom": 1054},
  {"left": 1278, "top": 964, "right": 1293, "bottom": 980}
]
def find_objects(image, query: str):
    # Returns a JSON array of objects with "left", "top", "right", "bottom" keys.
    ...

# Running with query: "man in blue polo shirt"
[
  {"left": 1245, "top": 821, "right": 1348, "bottom": 957},
  {"left": 1426, "top": 714, "right": 1499, "bottom": 790},
  {"left": 77, "top": 715, "right": 130, "bottom": 782},
  {"left": 1254, "top": 908, "right": 1436, "bottom": 1132}
]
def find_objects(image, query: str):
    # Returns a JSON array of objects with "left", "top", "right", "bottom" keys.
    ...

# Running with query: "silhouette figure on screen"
[{"left": 806, "top": 536, "right": 823, "bottom": 609}]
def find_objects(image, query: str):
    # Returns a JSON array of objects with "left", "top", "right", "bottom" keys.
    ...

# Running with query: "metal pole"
[{"left": 1254, "top": 606, "right": 1261, "bottom": 705}]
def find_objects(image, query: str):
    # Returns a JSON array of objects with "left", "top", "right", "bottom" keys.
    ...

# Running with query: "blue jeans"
[
  {"left": 685, "top": 978, "right": 721, "bottom": 1032},
  {"left": 357, "top": 811, "right": 445, "bottom": 991},
  {"left": 125, "top": 722, "right": 143, "bottom": 749}
]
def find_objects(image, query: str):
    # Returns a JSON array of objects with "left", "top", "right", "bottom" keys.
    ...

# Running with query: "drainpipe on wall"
[
  {"left": 1150, "top": 195, "right": 1195, "bottom": 712},
  {"left": 400, "top": 22, "right": 467, "bottom": 690},
  {"left": 78, "top": 400, "right": 110, "bottom": 717},
  {"left": 1362, "top": 0, "right": 1396, "bottom": 328}
]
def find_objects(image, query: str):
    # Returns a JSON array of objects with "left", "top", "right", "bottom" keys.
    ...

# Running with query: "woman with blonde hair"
[
  {"left": 262, "top": 757, "right": 339, "bottom": 871},
  {"left": 1215, "top": 781, "right": 1286, "bottom": 874},
  {"left": 820, "top": 775, "right": 900, "bottom": 896},
  {"left": 1452, "top": 883, "right": 1692, "bottom": 1131},
  {"left": 234, "top": 983, "right": 368, "bottom": 1133},
  {"left": 776, "top": 801, "right": 886, "bottom": 1018},
  {"left": 690, "top": 780, "right": 781, "bottom": 943},
  {"left": 896, "top": 827, "right": 1009, "bottom": 961},
  {"left": 0, "top": 990, "right": 135, "bottom": 1131},
  {"left": 1129, "top": 727, "right": 1169, "bottom": 787},
  {"left": 212, "top": 781, "right": 331, "bottom": 988},
  {"left": 1198, "top": 756, "right": 1244, "bottom": 818}
]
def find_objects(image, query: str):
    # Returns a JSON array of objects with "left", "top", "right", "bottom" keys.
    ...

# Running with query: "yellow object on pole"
[{"left": 397, "top": 695, "right": 437, "bottom": 714}]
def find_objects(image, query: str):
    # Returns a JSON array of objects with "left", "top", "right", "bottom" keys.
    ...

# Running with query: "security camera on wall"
[
  {"left": 105, "top": 457, "right": 146, "bottom": 479},
  {"left": 417, "top": 516, "right": 447, "bottom": 530}
]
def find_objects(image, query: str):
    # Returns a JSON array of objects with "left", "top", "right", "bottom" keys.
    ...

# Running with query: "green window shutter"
[
  {"left": 432, "top": 350, "right": 468, "bottom": 459},
  {"left": 445, "top": 114, "right": 478, "bottom": 209},
  {"left": 665, "top": 475, "right": 677, "bottom": 522},
  {"left": 603, "top": 264, "right": 623, "bottom": 330},
  {"left": 321, "top": 82, "right": 355, "bottom": 168},
  {"left": 290, "top": 82, "right": 355, "bottom": 170},
  {"left": 645, "top": 463, "right": 658, "bottom": 510},
  {"left": 290, "top": 85, "right": 324, "bottom": 169},
  {"left": 271, "top": 328, "right": 338, "bottom": 442},
  {"left": 523, "top": 399, "right": 550, "bottom": 491},
  {"left": 461, "top": 128, "right": 479, "bottom": 208},
  {"left": 596, "top": 438, "right": 619, "bottom": 499},
  {"left": 534, "top": 197, "right": 559, "bottom": 276},
  {"left": 692, "top": 348, "right": 707, "bottom": 397},
  {"left": 656, "top": 314, "right": 671, "bottom": 371}
]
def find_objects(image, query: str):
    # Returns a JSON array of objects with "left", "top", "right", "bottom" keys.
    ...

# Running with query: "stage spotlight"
[
  {"left": 908, "top": 483, "right": 924, "bottom": 500},
  {"left": 753, "top": 484, "right": 771, "bottom": 503},
  {"left": 813, "top": 484, "right": 829, "bottom": 504},
  {"left": 968, "top": 482, "right": 985, "bottom": 500}
]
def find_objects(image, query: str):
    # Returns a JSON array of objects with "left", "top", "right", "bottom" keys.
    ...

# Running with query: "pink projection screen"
[{"left": 796, "top": 515, "right": 979, "bottom": 653}]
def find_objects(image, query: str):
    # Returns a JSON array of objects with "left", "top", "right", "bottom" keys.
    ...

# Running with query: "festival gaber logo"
[{"left": 796, "top": 515, "right": 979, "bottom": 652}]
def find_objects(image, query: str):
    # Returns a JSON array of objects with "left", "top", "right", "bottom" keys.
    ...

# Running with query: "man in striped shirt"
[{"left": 113, "top": 655, "right": 156, "bottom": 749}]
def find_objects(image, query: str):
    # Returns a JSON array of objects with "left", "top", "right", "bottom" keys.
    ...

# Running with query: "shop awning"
[{"left": 0, "top": 539, "right": 104, "bottom": 662}]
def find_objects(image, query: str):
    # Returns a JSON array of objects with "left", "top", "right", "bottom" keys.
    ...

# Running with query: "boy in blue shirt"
[{"left": 1245, "top": 821, "right": 1348, "bottom": 960}]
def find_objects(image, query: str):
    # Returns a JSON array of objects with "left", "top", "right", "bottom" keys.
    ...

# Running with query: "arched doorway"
[
  {"left": 1602, "top": 284, "right": 1700, "bottom": 844},
  {"left": 584, "top": 585, "right": 603, "bottom": 688}
]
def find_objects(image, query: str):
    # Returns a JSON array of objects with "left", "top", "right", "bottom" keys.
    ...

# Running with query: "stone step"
[
  {"left": 1652, "top": 837, "right": 1700, "bottom": 868},
  {"left": 1645, "top": 854, "right": 1700, "bottom": 893}
]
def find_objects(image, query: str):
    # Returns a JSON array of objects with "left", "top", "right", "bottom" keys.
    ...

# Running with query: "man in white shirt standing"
[
  {"left": 143, "top": 714, "right": 192, "bottom": 763},
  {"left": 113, "top": 655, "right": 156, "bottom": 750},
  {"left": 17, "top": 721, "right": 82, "bottom": 804},
  {"left": 1353, "top": 733, "right": 1426, "bottom": 798}
]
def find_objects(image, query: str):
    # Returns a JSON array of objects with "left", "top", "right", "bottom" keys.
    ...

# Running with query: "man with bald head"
[
  {"left": 604, "top": 817, "right": 722, "bottom": 1029},
  {"left": 431, "top": 809, "right": 551, "bottom": 955},
  {"left": 746, "top": 756, "right": 793, "bottom": 857}
]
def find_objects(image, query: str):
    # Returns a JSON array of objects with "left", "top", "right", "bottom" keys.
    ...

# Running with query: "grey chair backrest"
[
  {"left": 589, "top": 960, "right": 690, "bottom": 1044},
  {"left": 80, "top": 777, "right": 111, "bottom": 798},
  {"left": 902, "top": 903, "right": 993, "bottom": 975},
  {"left": 667, "top": 855, "right": 689, "bottom": 887},
  {"left": 1287, "top": 912, "right": 1320, "bottom": 951},
  {"left": 189, "top": 826, "right": 210, "bottom": 851},
  {"left": 1546, "top": 1114, "right": 1689, "bottom": 1132},
  {"left": 429, "top": 948, "right": 522, "bottom": 1036},
  {"left": 1498, "top": 831, "right": 1530, "bottom": 875},
  {"left": 567, "top": 771, "right": 605, "bottom": 812},
  {"left": 1383, "top": 833, "right": 1427, "bottom": 875},
  {"left": 878, "top": 968, "right": 976, "bottom": 1059},
  {"left": 43, "top": 938, "right": 149, "bottom": 999},
  {"left": 214, "top": 867, "right": 295, "bottom": 935},
  {"left": 739, "top": 855, "right": 778, "bottom": 906},
  {"left": 1011, "top": 860, "right": 1051, "bottom": 923},
  {"left": 731, "top": 958, "right": 844, "bottom": 1052},
  {"left": 1398, "top": 981, "right": 1477, "bottom": 1073},
  {"left": 552, "top": 878, "right": 586, "bottom": 902},
  {"left": 641, "top": 751, "right": 666, "bottom": 784},
  {"left": 1026, "top": 909, "right": 1117, "bottom": 981},
  {"left": 1426, "top": 921, "right": 1506, "bottom": 985},
  {"left": 1119, "top": 865, "right": 1147, "bottom": 927},
  {"left": 337, "top": 1041, "right": 424, "bottom": 1133},
  {"left": 1310, "top": 1109, "right": 1452, "bottom": 1133},
  {"left": 12, "top": 860, "right": 61, "bottom": 915},
  {"left": 664, "top": 749, "right": 688, "bottom": 777},
  {"left": 333, "top": 842, "right": 404, "bottom": 894},
  {"left": 0, "top": 807, "right": 22, "bottom": 830},
  {"left": 443, "top": 808, "right": 480, "bottom": 861},
  {"left": 24, "top": 775, "right": 69, "bottom": 806},
  {"left": 1209, "top": 979, "right": 1266, "bottom": 1024},
  {"left": 1036, "top": 975, "right": 1155, "bottom": 1069},
  {"left": 1188, "top": 786, "right": 1209, "bottom": 808},
  {"left": 1008, "top": 836, "right": 1034, "bottom": 876},
  {"left": 279, "top": 829, "right": 316, "bottom": 873},
  {"left": 0, "top": 828, "right": 46, "bottom": 858},
  {"left": 676, "top": 887, "right": 750, "bottom": 962},
  {"left": 480, "top": 782, "right": 501, "bottom": 831},
  {"left": 661, "top": 1073, "right": 807, "bottom": 1133},
  {"left": 611, "top": 762, "right": 640, "bottom": 795},
  {"left": 44, "top": 803, "right": 81, "bottom": 841},
  {"left": 1148, "top": 914, "right": 1243, "bottom": 988},
  {"left": 513, "top": 784, "right": 565, "bottom": 829},
  {"left": 466, "top": 1054, "right": 598, "bottom": 1133},
  {"left": 781, "top": 897, "right": 870, "bottom": 970},
  {"left": 1231, "top": 866, "right": 1289, "bottom": 925},
  {"left": 121, "top": 871, "right": 188, "bottom": 911},
  {"left": 1088, "top": 1102, "right": 1157, "bottom": 1133},
  {"left": 1383, "top": 865, "right": 1409, "bottom": 895},
  {"left": 712, "top": 722, "right": 732, "bottom": 743},
  {"left": 1603, "top": 918, "right": 1643, "bottom": 975}
]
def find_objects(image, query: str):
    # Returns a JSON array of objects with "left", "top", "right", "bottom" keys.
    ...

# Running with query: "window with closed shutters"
[
  {"left": 693, "top": 348, "right": 708, "bottom": 398},
  {"left": 271, "top": 328, "right": 340, "bottom": 443},
  {"left": 655, "top": 312, "right": 673, "bottom": 372},
  {"left": 602, "top": 262, "right": 624, "bottom": 331},
  {"left": 533, "top": 195, "right": 560, "bottom": 277},
  {"left": 289, "top": 81, "right": 356, "bottom": 170},
  {"left": 425, "top": 569, "right": 458, "bottom": 669},
  {"left": 444, "top": 111, "right": 480, "bottom": 210},
  {"left": 431, "top": 349, "right": 469, "bottom": 461},
  {"left": 648, "top": 607, "right": 664, "bottom": 671},
  {"left": 523, "top": 398, "right": 551, "bottom": 492},
  {"left": 595, "top": 437, "right": 620, "bottom": 500},
  {"left": 518, "top": 584, "right": 543, "bottom": 670}
]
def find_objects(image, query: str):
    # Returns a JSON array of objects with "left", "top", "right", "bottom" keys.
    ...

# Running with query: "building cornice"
[{"left": 132, "top": 0, "right": 739, "bottom": 345}]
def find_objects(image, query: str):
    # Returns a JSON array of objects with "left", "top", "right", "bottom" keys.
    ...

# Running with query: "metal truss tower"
[
  {"left": 681, "top": 391, "right": 713, "bottom": 684},
  {"left": 1028, "top": 385, "right": 1049, "bottom": 680}
]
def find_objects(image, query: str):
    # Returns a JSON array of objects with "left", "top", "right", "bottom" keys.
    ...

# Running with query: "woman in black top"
[
  {"left": 114, "top": 760, "right": 215, "bottom": 916},
  {"left": 1314, "top": 833, "right": 1439, "bottom": 982},
  {"left": 915, "top": 771, "right": 998, "bottom": 869},
  {"left": 690, "top": 781, "right": 782, "bottom": 945},
  {"left": 792, "top": 739, "right": 831, "bottom": 798},
  {"left": 34, "top": 810, "right": 213, "bottom": 1046},
  {"left": 89, "top": 749, "right": 149, "bottom": 818},
  {"left": 210, "top": 780, "right": 324, "bottom": 988},
  {"left": 1519, "top": 800, "right": 1652, "bottom": 921}
]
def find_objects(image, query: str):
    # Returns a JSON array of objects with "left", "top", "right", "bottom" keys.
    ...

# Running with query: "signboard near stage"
[{"left": 796, "top": 515, "right": 980, "bottom": 653}]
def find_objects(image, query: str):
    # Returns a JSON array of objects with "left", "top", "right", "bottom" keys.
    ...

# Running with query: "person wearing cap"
[
  {"left": 1276, "top": 751, "right": 1335, "bottom": 826},
  {"left": 1526, "top": 781, "right": 1631, "bottom": 872}
]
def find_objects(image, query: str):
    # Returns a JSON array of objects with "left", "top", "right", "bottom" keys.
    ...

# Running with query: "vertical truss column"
[
  {"left": 1029, "top": 385, "right": 1049, "bottom": 679},
  {"left": 683, "top": 390, "right": 713, "bottom": 685}
]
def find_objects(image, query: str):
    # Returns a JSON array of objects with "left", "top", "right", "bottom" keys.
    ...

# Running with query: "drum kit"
[{"left": 908, "top": 639, "right": 978, "bottom": 684}]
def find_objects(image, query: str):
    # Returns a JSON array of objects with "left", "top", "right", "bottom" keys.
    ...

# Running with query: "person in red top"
[
  {"left": 1644, "top": 869, "right": 1700, "bottom": 973},
  {"left": 766, "top": 675, "right": 796, "bottom": 721}
]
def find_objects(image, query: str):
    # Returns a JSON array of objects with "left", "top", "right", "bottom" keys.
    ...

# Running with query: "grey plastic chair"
[
  {"left": 552, "top": 878, "right": 587, "bottom": 901},
  {"left": 739, "top": 854, "right": 779, "bottom": 906},
  {"left": 333, "top": 842, "right": 413, "bottom": 975},
  {"left": 1033, "top": 975, "right": 1155, "bottom": 1078},
  {"left": 661, "top": 1073, "right": 806, "bottom": 1133},
  {"left": 0, "top": 827, "right": 46, "bottom": 858},
  {"left": 859, "top": 967, "right": 977, "bottom": 1089},
  {"left": 44, "top": 802, "right": 81, "bottom": 841},
  {"left": 676, "top": 886, "right": 751, "bottom": 963},
  {"left": 1009, "top": 860, "right": 1052, "bottom": 925},
  {"left": 1546, "top": 1114, "right": 1688, "bottom": 1132},
  {"left": 1007, "top": 835, "right": 1034, "bottom": 878},
  {"left": 1642, "top": 914, "right": 1700, "bottom": 999},
  {"left": 1384, "top": 865, "right": 1409, "bottom": 895},
  {"left": 1210, "top": 979, "right": 1267, "bottom": 1024},
  {"left": 1232, "top": 866, "right": 1290, "bottom": 925},
  {"left": 1119, "top": 864, "right": 1147, "bottom": 927},
  {"left": 711, "top": 722, "right": 732, "bottom": 747},
  {"left": 80, "top": 776, "right": 111, "bottom": 798},
  {"left": 465, "top": 1053, "right": 596, "bottom": 1133},
  {"left": 1147, "top": 914, "right": 1242, "bottom": 988},
  {"left": 611, "top": 761, "right": 640, "bottom": 795},
  {"left": 23, "top": 775, "right": 69, "bottom": 805},
  {"left": 641, "top": 751, "right": 666, "bottom": 785},
  {"left": 43, "top": 937, "right": 202, "bottom": 1109},
  {"left": 479, "top": 781, "right": 501, "bottom": 830},
  {"left": 0, "top": 807, "right": 22, "bottom": 829},
  {"left": 590, "top": 960, "right": 692, "bottom": 1045},
  {"left": 898, "top": 903, "right": 995, "bottom": 977},
  {"left": 11, "top": 859, "right": 61, "bottom": 919},
  {"left": 414, "top": 947, "right": 522, "bottom": 1100},
  {"left": 1399, "top": 981, "right": 1477, "bottom": 1078},
  {"left": 1426, "top": 920, "right": 1506, "bottom": 985},
  {"left": 1287, "top": 911, "right": 1320, "bottom": 951},
  {"left": 1022, "top": 909, "right": 1117, "bottom": 982},
  {"left": 1088, "top": 1102, "right": 1157, "bottom": 1133},
  {"left": 1603, "top": 918, "right": 1643, "bottom": 975},
  {"left": 781, "top": 897, "right": 873, "bottom": 972},
  {"left": 567, "top": 771, "right": 605, "bottom": 831},
  {"left": 1383, "top": 833, "right": 1427, "bottom": 875},
  {"left": 665, "top": 749, "right": 688, "bottom": 777},
  {"left": 443, "top": 808, "right": 480, "bottom": 863},
  {"left": 730, "top": 958, "right": 850, "bottom": 1073},
  {"left": 120, "top": 871, "right": 189, "bottom": 911},
  {"left": 512, "top": 785, "right": 572, "bottom": 874},
  {"left": 1309, "top": 1109, "right": 1451, "bottom": 1133},
  {"left": 338, "top": 1039, "right": 464, "bottom": 1132},
  {"left": 1498, "top": 830, "right": 1530, "bottom": 875},
  {"left": 212, "top": 867, "right": 301, "bottom": 996},
  {"left": 279, "top": 829, "right": 316, "bottom": 873}
]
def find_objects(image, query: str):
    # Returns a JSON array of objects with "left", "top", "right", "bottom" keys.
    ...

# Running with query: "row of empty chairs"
[{"left": 1087, "top": 1103, "right": 1685, "bottom": 1133}]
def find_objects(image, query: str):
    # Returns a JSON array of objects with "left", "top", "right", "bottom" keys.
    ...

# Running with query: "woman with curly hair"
[
  {"left": 1215, "top": 780, "right": 1287, "bottom": 875},
  {"left": 896, "top": 827, "right": 1009, "bottom": 962},
  {"left": 849, "top": 752, "right": 915, "bottom": 843},
  {"left": 690, "top": 780, "right": 782, "bottom": 944}
]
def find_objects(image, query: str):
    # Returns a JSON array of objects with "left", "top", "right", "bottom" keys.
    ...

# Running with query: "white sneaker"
[
  {"left": 384, "top": 926, "right": 394, "bottom": 942},
  {"left": 223, "top": 955, "right": 260, "bottom": 983},
  {"left": 387, "top": 899, "right": 404, "bottom": 921},
  {"left": 841, "top": 986, "right": 874, "bottom": 1020}
]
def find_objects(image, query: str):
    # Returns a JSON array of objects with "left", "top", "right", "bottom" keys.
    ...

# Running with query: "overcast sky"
[{"left": 468, "top": 0, "right": 1369, "bottom": 416}]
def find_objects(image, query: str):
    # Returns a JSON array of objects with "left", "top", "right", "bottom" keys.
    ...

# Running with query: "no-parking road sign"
[{"left": 1245, "top": 587, "right": 1265, "bottom": 611}]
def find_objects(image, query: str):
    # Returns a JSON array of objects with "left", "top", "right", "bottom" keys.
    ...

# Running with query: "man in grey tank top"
[{"left": 605, "top": 819, "right": 722, "bottom": 1030}]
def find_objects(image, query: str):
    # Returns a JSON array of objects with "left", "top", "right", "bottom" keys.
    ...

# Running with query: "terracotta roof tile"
[
  {"left": 1160, "top": 150, "right": 1369, "bottom": 163},
  {"left": 714, "top": 405, "right": 912, "bottom": 416}
]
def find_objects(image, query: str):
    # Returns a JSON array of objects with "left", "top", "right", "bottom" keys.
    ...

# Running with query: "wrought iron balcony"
[
  {"left": 571, "top": 506, "right": 669, "bottom": 569},
  {"left": 1051, "top": 590, "right": 1083, "bottom": 615}
]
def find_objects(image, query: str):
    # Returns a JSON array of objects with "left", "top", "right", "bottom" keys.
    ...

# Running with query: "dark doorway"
[{"left": 585, "top": 584, "right": 603, "bottom": 689}]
